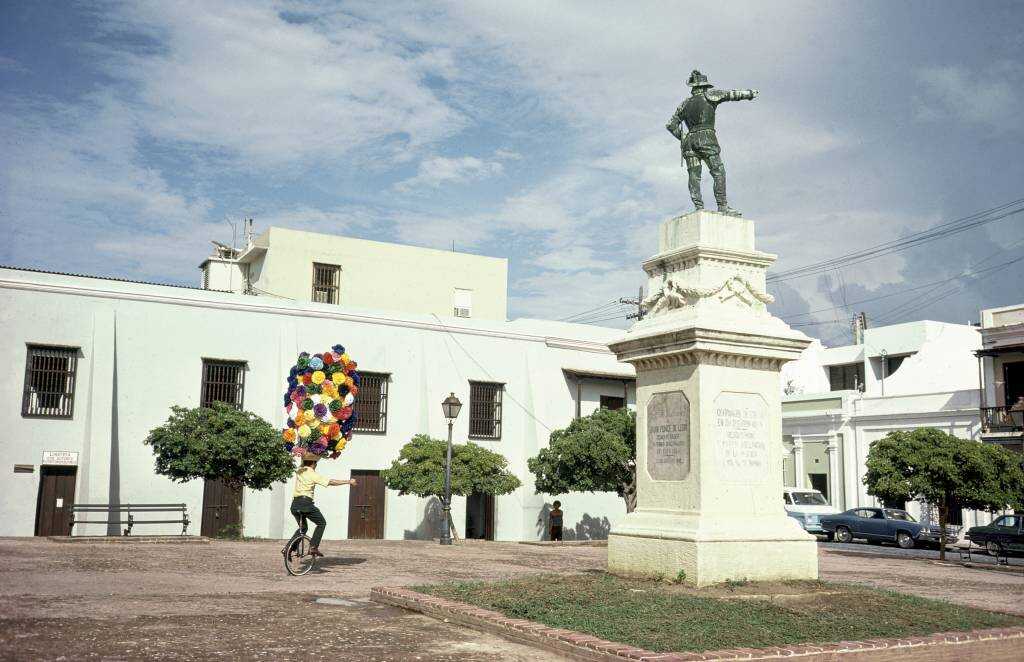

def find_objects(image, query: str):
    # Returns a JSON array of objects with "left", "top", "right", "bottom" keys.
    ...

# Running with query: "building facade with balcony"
[
  {"left": 978, "top": 302, "right": 1024, "bottom": 453},
  {"left": 780, "top": 320, "right": 986, "bottom": 527}
]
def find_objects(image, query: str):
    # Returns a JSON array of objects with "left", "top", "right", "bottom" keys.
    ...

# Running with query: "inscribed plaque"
[
  {"left": 646, "top": 391, "right": 690, "bottom": 481},
  {"left": 713, "top": 392, "right": 769, "bottom": 483}
]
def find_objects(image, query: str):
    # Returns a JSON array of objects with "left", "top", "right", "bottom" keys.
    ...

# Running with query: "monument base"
[{"left": 608, "top": 511, "right": 818, "bottom": 587}]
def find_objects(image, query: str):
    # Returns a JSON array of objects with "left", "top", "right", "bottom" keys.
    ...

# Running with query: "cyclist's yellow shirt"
[{"left": 293, "top": 467, "right": 330, "bottom": 499}]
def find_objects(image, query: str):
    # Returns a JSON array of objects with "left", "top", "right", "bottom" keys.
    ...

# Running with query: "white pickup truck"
[{"left": 783, "top": 487, "right": 839, "bottom": 534}]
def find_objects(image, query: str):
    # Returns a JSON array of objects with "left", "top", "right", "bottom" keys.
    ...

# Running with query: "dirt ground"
[{"left": 0, "top": 537, "right": 1021, "bottom": 661}]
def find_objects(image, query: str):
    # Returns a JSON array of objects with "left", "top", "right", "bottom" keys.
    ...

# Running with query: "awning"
[
  {"left": 976, "top": 343, "right": 1024, "bottom": 357},
  {"left": 562, "top": 367, "right": 635, "bottom": 381}
]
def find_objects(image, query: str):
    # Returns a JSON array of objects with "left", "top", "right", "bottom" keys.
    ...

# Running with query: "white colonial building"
[
  {"left": 1, "top": 229, "right": 634, "bottom": 541},
  {"left": 780, "top": 320, "right": 989, "bottom": 527},
  {"left": 978, "top": 302, "right": 1024, "bottom": 454}
]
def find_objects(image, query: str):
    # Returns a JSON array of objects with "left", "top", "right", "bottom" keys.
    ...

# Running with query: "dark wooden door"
[
  {"left": 465, "top": 492, "right": 494, "bottom": 540},
  {"left": 201, "top": 478, "right": 242, "bottom": 537},
  {"left": 347, "top": 470, "right": 385, "bottom": 539},
  {"left": 36, "top": 466, "right": 77, "bottom": 536},
  {"left": 1005, "top": 362, "right": 1024, "bottom": 408}
]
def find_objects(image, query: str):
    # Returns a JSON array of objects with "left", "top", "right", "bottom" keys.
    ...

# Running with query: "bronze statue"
[{"left": 667, "top": 70, "right": 758, "bottom": 217}]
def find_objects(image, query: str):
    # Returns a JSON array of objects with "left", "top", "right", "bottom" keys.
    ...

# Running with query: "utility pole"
[
  {"left": 852, "top": 311, "right": 868, "bottom": 345},
  {"left": 620, "top": 287, "right": 646, "bottom": 321}
]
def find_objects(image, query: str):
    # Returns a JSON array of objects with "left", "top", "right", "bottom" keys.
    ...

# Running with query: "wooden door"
[
  {"left": 201, "top": 478, "right": 242, "bottom": 537},
  {"left": 36, "top": 466, "right": 77, "bottom": 536},
  {"left": 465, "top": 492, "right": 495, "bottom": 540},
  {"left": 347, "top": 470, "right": 385, "bottom": 539}
]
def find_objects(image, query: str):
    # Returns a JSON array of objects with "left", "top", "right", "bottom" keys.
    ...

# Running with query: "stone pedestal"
[{"left": 607, "top": 210, "right": 817, "bottom": 587}]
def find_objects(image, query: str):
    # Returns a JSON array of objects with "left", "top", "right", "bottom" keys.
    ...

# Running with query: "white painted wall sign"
[
  {"left": 646, "top": 390, "right": 690, "bottom": 481},
  {"left": 714, "top": 392, "right": 768, "bottom": 483},
  {"left": 41, "top": 451, "right": 79, "bottom": 466}
]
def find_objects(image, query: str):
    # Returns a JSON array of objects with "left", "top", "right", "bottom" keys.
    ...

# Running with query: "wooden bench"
[{"left": 69, "top": 503, "right": 190, "bottom": 536}]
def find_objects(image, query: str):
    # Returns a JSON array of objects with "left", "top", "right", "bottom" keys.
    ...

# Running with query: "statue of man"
[{"left": 666, "top": 70, "right": 758, "bottom": 216}]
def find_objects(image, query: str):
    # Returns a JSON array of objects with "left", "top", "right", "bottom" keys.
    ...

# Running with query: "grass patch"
[{"left": 416, "top": 574, "right": 1022, "bottom": 653}]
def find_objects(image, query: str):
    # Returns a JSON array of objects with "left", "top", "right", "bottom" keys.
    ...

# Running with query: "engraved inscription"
[
  {"left": 714, "top": 392, "right": 769, "bottom": 483},
  {"left": 646, "top": 391, "right": 690, "bottom": 481}
]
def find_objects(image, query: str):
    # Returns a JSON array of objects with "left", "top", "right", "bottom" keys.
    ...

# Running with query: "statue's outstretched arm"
[{"left": 706, "top": 88, "right": 759, "bottom": 104}]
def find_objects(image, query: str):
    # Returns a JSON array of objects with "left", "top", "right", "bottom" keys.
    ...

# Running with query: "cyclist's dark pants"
[{"left": 291, "top": 496, "right": 326, "bottom": 547}]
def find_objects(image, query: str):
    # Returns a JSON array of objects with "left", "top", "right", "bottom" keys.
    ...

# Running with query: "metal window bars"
[
  {"left": 22, "top": 345, "right": 79, "bottom": 418},
  {"left": 200, "top": 360, "right": 246, "bottom": 409},
  {"left": 311, "top": 263, "right": 340, "bottom": 304},
  {"left": 353, "top": 372, "right": 389, "bottom": 433},
  {"left": 469, "top": 381, "right": 503, "bottom": 439}
]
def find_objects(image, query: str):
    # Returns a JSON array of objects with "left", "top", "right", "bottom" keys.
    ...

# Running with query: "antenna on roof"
[
  {"left": 225, "top": 215, "right": 238, "bottom": 251},
  {"left": 452, "top": 240, "right": 455, "bottom": 252}
]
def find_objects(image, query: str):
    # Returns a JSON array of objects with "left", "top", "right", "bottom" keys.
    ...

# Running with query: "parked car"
[
  {"left": 965, "top": 514, "right": 1024, "bottom": 556},
  {"left": 820, "top": 507, "right": 959, "bottom": 549},
  {"left": 783, "top": 488, "right": 839, "bottom": 534}
]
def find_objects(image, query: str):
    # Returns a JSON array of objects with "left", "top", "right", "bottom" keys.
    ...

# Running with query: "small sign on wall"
[{"left": 42, "top": 451, "right": 79, "bottom": 466}]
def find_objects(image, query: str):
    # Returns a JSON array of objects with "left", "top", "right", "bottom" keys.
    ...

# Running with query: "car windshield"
[
  {"left": 884, "top": 509, "right": 916, "bottom": 522},
  {"left": 790, "top": 492, "right": 828, "bottom": 506}
]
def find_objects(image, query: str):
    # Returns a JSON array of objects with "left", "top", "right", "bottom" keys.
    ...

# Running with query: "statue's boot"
[{"left": 718, "top": 205, "right": 742, "bottom": 217}]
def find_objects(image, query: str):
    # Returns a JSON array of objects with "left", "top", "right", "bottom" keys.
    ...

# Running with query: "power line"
[
  {"left": 780, "top": 245, "right": 1024, "bottom": 322},
  {"left": 767, "top": 199, "right": 1024, "bottom": 283},
  {"left": 559, "top": 299, "right": 620, "bottom": 322}
]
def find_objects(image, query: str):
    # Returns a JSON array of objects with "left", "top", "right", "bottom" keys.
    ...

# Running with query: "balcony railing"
[{"left": 981, "top": 406, "right": 1024, "bottom": 433}]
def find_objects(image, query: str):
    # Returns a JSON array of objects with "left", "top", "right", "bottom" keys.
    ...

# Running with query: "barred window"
[
  {"left": 469, "top": 381, "right": 503, "bottom": 440},
  {"left": 353, "top": 372, "right": 389, "bottom": 433},
  {"left": 312, "top": 263, "right": 340, "bottom": 304},
  {"left": 201, "top": 359, "right": 246, "bottom": 409},
  {"left": 22, "top": 345, "right": 79, "bottom": 418}
]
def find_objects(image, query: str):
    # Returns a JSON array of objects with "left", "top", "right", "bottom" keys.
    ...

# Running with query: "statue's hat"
[{"left": 687, "top": 70, "right": 713, "bottom": 88}]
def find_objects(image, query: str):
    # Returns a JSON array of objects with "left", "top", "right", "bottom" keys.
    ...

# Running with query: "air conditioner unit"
[{"left": 454, "top": 307, "right": 471, "bottom": 318}]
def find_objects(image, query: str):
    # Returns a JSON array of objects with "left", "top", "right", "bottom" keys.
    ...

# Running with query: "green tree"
[
  {"left": 382, "top": 435, "right": 522, "bottom": 538},
  {"left": 144, "top": 402, "right": 295, "bottom": 492},
  {"left": 863, "top": 427, "right": 1024, "bottom": 560},
  {"left": 528, "top": 407, "right": 637, "bottom": 513}
]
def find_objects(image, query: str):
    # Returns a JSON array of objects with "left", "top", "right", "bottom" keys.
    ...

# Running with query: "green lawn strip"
[{"left": 415, "top": 574, "right": 1022, "bottom": 653}]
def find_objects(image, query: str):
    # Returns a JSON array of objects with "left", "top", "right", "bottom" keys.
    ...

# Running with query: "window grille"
[
  {"left": 200, "top": 360, "right": 246, "bottom": 409},
  {"left": 353, "top": 372, "right": 389, "bottom": 433},
  {"left": 312, "top": 263, "right": 341, "bottom": 304},
  {"left": 22, "top": 345, "right": 79, "bottom": 418},
  {"left": 469, "top": 381, "right": 503, "bottom": 439}
]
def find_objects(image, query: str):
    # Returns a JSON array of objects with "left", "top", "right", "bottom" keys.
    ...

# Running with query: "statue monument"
[
  {"left": 606, "top": 80, "right": 818, "bottom": 585},
  {"left": 667, "top": 70, "right": 757, "bottom": 216}
]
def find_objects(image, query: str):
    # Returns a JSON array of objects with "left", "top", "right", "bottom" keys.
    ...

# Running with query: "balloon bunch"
[{"left": 281, "top": 345, "right": 359, "bottom": 459}]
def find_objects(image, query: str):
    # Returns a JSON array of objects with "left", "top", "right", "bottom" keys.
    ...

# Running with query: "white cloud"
[
  {"left": 394, "top": 155, "right": 504, "bottom": 191},
  {"left": 96, "top": 2, "right": 466, "bottom": 168},
  {"left": 915, "top": 61, "right": 1023, "bottom": 129}
]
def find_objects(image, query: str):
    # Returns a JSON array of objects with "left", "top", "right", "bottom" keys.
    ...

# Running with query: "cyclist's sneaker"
[{"left": 310, "top": 547, "right": 324, "bottom": 558}]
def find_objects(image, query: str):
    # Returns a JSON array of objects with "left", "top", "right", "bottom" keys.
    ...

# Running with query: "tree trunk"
[
  {"left": 447, "top": 509, "right": 460, "bottom": 542},
  {"left": 621, "top": 473, "right": 638, "bottom": 513},
  {"left": 938, "top": 500, "right": 948, "bottom": 561}
]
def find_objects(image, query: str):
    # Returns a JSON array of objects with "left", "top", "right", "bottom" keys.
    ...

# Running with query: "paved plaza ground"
[{"left": 0, "top": 537, "right": 1022, "bottom": 660}]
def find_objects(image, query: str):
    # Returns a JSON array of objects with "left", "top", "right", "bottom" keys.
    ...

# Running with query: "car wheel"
[
  {"left": 896, "top": 531, "right": 914, "bottom": 549},
  {"left": 835, "top": 526, "right": 852, "bottom": 543},
  {"left": 986, "top": 541, "right": 1002, "bottom": 556}
]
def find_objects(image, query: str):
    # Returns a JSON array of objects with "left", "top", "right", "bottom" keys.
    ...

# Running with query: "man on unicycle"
[{"left": 289, "top": 451, "right": 356, "bottom": 558}]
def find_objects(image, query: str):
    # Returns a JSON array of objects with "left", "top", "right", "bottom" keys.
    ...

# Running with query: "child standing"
[{"left": 549, "top": 501, "right": 564, "bottom": 541}]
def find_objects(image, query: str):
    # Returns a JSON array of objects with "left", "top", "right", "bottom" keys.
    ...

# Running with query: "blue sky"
[{"left": 2, "top": 1, "right": 1022, "bottom": 344}]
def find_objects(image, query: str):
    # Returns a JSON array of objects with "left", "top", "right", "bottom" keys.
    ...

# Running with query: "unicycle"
[{"left": 283, "top": 515, "right": 317, "bottom": 576}]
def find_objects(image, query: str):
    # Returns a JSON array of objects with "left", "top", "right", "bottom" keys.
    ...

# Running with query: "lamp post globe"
[{"left": 440, "top": 392, "right": 462, "bottom": 545}]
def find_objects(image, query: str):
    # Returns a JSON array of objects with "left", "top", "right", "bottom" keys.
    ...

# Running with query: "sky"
[{"left": 2, "top": 1, "right": 1023, "bottom": 346}]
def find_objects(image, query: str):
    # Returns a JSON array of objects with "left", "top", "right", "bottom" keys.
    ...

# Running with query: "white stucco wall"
[
  {"left": 0, "top": 267, "right": 631, "bottom": 540},
  {"left": 240, "top": 227, "right": 509, "bottom": 322}
]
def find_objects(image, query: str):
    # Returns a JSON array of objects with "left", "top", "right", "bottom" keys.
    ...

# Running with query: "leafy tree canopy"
[
  {"left": 864, "top": 427, "right": 1023, "bottom": 512},
  {"left": 382, "top": 434, "right": 522, "bottom": 498},
  {"left": 144, "top": 403, "right": 295, "bottom": 490},
  {"left": 528, "top": 407, "right": 637, "bottom": 511}
]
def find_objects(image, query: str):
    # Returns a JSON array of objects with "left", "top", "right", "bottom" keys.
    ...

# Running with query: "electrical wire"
[
  {"left": 559, "top": 299, "right": 622, "bottom": 322},
  {"left": 430, "top": 314, "right": 552, "bottom": 433},
  {"left": 767, "top": 199, "right": 1024, "bottom": 283}
]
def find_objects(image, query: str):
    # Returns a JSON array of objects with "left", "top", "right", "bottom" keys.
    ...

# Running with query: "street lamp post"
[{"left": 440, "top": 392, "right": 462, "bottom": 546}]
